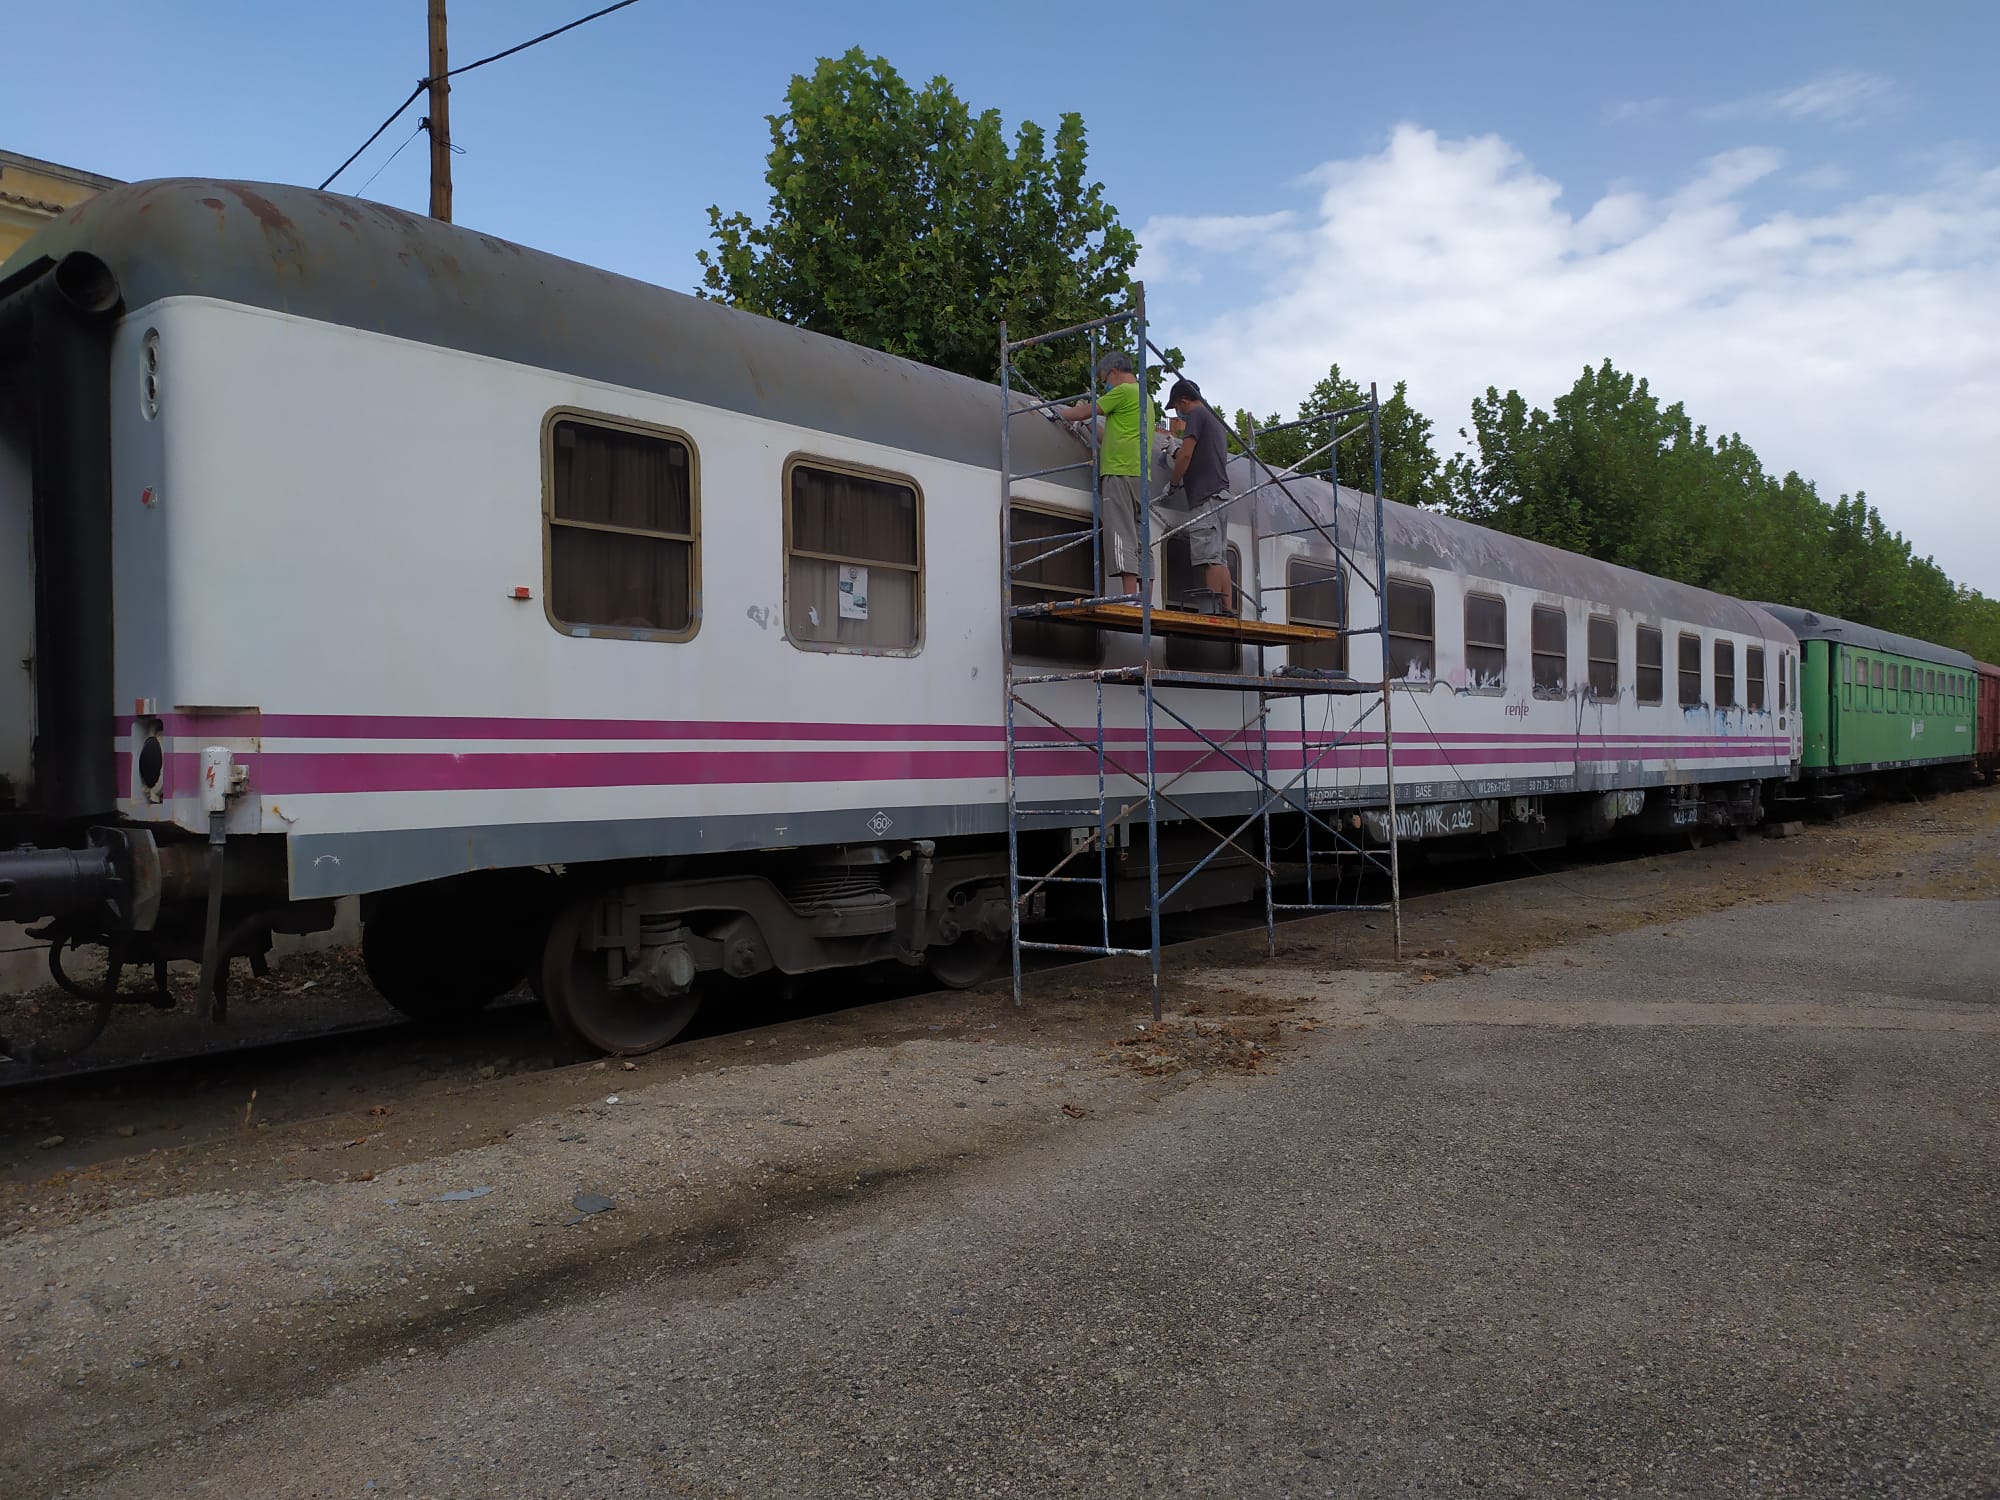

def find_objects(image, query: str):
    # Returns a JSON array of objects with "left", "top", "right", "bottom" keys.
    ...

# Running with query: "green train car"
[{"left": 1759, "top": 604, "right": 1977, "bottom": 782}]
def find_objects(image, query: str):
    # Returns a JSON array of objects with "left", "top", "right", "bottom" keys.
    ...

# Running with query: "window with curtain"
[
  {"left": 1746, "top": 647, "right": 1766, "bottom": 710},
  {"left": 786, "top": 460, "right": 921, "bottom": 651},
  {"left": 1288, "top": 558, "right": 1347, "bottom": 674},
  {"left": 1714, "top": 639, "right": 1736, "bottom": 708},
  {"left": 546, "top": 416, "right": 697, "bottom": 638},
  {"left": 1464, "top": 593, "right": 1506, "bottom": 689},
  {"left": 1637, "top": 626, "right": 1663, "bottom": 705},
  {"left": 1678, "top": 633, "right": 1702, "bottom": 706},
  {"left": 1587, "top": 615, "right": 1618, "bottom": 701},
  {"left": 1008, "top": 504, "right": 1097, "bottom": 663},
  {"left": 1386, "top": 578, "right": 1434, "bottom": 682},
  {"left": 1532, "top": 605, "right": 1567, "bottom": 699}
]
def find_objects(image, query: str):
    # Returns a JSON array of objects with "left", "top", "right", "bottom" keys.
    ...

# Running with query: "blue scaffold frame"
[{"left": 998, "top": 284, "right": 1405, "bottom": 1018}]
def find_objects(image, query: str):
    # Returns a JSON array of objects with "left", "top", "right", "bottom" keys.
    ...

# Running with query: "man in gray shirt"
[{"left": 1166, "top": 379, "right": 1235, "bottom": 614}]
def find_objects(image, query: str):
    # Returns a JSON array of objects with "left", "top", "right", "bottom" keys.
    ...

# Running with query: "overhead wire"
[
  {"left": 438, "top": 0, "right": 643, "bottom": 81},
  {"left": 319, "top": 0, "right": 646, "bottom": 191},
  {"left": 356, "top": 120, "right": 427, "bottom": 197},
  {"left": 319, "top": 81, "right": 426, "bottom": 191}
]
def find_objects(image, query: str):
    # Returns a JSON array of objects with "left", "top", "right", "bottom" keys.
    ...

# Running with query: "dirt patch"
[{"left": 1113, "top": 1015, "right": 1281, "bottom": 1076}]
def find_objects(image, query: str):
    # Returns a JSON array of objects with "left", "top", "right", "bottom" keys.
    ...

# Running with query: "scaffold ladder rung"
[{"left": 999, "top": 282, "right": 1402, "bottom": 1022}]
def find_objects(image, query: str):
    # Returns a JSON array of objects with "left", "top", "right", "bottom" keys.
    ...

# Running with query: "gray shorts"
[
  {"left": 1185, "top": 490, "right": 1230, "bottom": 567},
  {"left": 1100, "top": 474, "right": 1144, "bottom": 579}
]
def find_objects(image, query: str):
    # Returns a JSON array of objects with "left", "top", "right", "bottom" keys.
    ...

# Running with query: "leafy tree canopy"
[
  {"left": 1443, "top": 358, "right": 1994, "bottom": 658},
  {"left": 699, "top": 59, "right": 1995, "bottom": 663},
  {"left": 698, "top": 49, "right": 1137, "bottom": 393},
  {"left": 1228, "top": 364, "right": 1448, "bottom": 509}
]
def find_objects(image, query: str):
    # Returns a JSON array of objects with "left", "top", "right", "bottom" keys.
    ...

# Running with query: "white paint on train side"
[{"left": 98, "top": 293, "right": 1799, "bottom": 901}]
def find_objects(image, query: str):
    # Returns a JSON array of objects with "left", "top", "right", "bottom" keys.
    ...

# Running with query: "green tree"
[
  {"left": 1228, "top": 365, "right": 1447, "bottom": 508},
  {"left": 698, "top": 49, "right": 1137, "bottom": 392},
  {"left": 1442, "top": 358, "right": 1995, "bottom": 652}
]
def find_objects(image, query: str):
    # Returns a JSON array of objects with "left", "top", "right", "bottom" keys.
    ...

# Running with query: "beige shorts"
[
  {"left": 1099, "top": 474, "right": 1144, "bottom": 580},
  {"left": 1184, "top": 490, "right": 1230, "bottom": 568}
]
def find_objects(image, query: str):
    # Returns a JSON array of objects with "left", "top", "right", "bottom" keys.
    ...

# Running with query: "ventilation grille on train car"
[{"left": 781, "top": 870, "right": 888, "bottom": 909}]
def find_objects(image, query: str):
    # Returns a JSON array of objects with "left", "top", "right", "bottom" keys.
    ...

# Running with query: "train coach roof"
[
  {"left": 1224, "top": 456, "right": 1792, "bottom": 639},
  {"left": 0, "top": 179, "right": 1813, "bottom": 644},
  {"left": 0, "top": 177, "right": 1086, "bottom": 483},
  {"left": 1754, "top": 603, "right": 1977, "bottom": 670}
]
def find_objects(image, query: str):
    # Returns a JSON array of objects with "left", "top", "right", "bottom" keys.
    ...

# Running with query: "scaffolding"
[{"left": 998, "top": 284, "right": 1403, "bottom": 1018}]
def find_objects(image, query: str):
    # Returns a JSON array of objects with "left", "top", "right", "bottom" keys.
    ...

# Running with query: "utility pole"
[{"left": 426, "top": 0, "right": 452, "bottom": 222}]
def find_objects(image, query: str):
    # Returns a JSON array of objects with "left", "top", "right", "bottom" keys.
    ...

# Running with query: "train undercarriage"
[{"left": 1, "top": 776, "right": 1798, "bottom": 1062}]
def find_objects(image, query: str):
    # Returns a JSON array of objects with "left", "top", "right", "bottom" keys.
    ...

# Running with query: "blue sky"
[{"left": 7, "top": 1, "right": 1997, "bottom": 590}]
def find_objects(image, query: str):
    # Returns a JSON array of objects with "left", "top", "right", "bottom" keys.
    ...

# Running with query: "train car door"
[{"left": 1786, "top": 649, "right": 1804, "bottom": 765}]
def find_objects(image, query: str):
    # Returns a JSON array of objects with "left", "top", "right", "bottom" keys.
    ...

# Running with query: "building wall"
[{"left": 0, "top": 150, "right": 120, "bottom": 262}]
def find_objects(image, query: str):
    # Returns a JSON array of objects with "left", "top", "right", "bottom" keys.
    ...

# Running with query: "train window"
[
  {"left": 1587, "top": 615, "right": 1618, "bottom": 701},
  {"left": 1008, "top": 504, "right": 1097, "bottom": 663},
  {"left": 1871, "top": 659, "right": 1884, "bottom": 711},
  {"left": 1166, "top": 546, "right": 1243, "bottom": 671},
  {"left": 1901, "top": 664, "right": 1912, "bottom": 709},
  {"left": 1714, "top": 639, "right": 1736, "bottom": 708},
  {"left": 545, "top": 414, "right": 699, "bottom": 640},
  {"left": 1531, "top": 605, "right": 1567, "bottom": 699},
  {"left": 1288, "top": 558, "right": 1348, "bottom": 673},
  {"left": 1678, "top": 632, "right": 1702, "bottom": 706},
  {"left": 1386, "top": 578, "right": 1435, "bottom": 682},
  {"left": 785, "top": 458, "right": 922, "bottom": 652},
  {"left": 1464, "top": 593, "right": 1506, "bottom": 689},
  {"left": 1746, "top": 646, "right": 1765, "bottom": 711},
  {"left": 1779, "top": 651, "right": 1788, "bottom": 712},
  {"left": 1637, "top": 626, "right": 1663, "bottom": 705}
]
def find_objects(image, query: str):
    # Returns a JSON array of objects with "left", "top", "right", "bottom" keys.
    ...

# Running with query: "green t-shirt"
[{"left": 1096, "top": 381, "right": 1155, "bottom": 477}]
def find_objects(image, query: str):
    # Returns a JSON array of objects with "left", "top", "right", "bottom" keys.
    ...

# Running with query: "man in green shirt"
[{"left": 1053, "top": 351, "right": 1155, "bottom": 600}]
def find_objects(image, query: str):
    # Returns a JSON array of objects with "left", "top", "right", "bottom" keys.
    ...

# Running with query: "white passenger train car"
[{"left": 0, "top": 180, "right": 1798, "bottom": 1052}]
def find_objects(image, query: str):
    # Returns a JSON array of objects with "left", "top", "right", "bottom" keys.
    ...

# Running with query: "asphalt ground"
[{"left": 5, "top": 794, "right": 1997, "bottom": 1498}]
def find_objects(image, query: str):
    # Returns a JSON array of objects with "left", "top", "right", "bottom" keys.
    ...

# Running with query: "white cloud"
[
  {"left": 1141, "top": 124, "right": 2000, "bottom": 593},
  {"left": 1134, "top": 210, "right": 1303, "bottom": 286},
  {"left": 1698, "top": 70, "right": 1899, "bottom": 126}
]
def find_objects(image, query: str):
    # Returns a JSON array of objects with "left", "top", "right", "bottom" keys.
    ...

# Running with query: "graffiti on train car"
[{"left": 1360, "top": 800, "right": 1501, "bottom": 842}]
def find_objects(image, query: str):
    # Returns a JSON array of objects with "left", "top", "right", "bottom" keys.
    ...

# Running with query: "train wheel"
[
  {"left": 927, "top": 934, "right": 1003, "bottom": 990},
  {"left": 362, "top": 899, "right": 522, "bottom": 1025},
  {"left": 539, "top": 907, "right": 701, "bottom": 1056}
]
